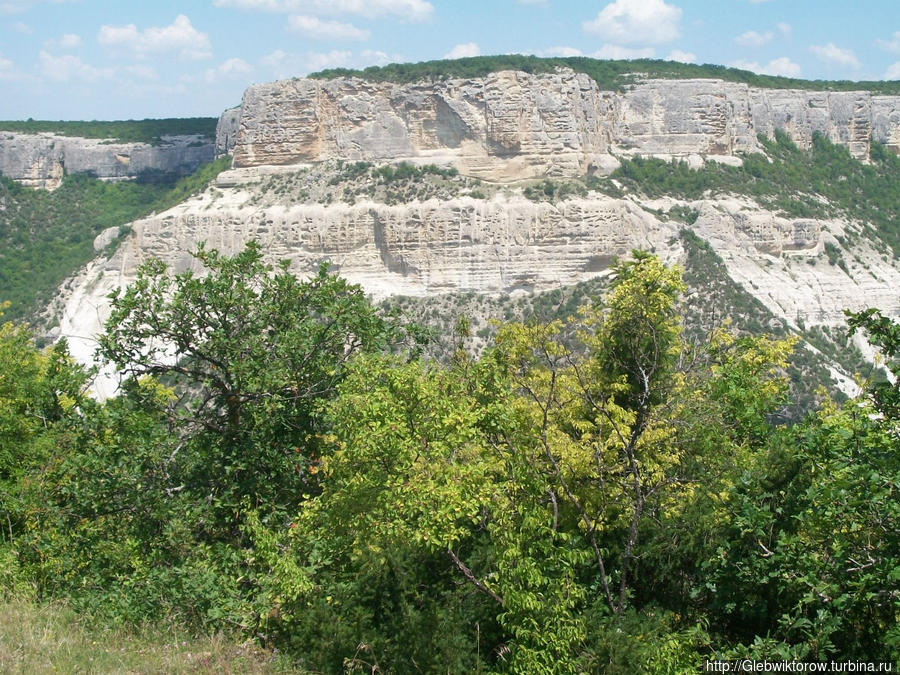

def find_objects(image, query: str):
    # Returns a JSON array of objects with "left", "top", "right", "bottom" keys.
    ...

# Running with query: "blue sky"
[{"left": 1, "top": 0, "right": 899, "bottom": 120}]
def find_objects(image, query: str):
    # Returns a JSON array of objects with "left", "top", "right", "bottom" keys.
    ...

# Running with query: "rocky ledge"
[{"left": 228, "top": 69, "right": 900, "bottom": 181}]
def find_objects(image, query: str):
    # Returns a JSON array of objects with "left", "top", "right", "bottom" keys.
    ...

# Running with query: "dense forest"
[
  {"left": 1, "top": 240, "right": 899, "bottom": 672},
  {"left": 311, "top": 54, "right": 900, "bottom": 95}
]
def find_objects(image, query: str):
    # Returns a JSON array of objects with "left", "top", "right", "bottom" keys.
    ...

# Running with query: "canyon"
[{"left": 3, "top": 66, "right": 899, "bottom": 395}]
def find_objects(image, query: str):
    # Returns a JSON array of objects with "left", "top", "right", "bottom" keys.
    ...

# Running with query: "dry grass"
[{"left": 0, "top": 596, "right": 299, "bottom": 674}]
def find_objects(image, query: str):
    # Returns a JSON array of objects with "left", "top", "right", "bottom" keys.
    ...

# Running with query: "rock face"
[
  {"left": 216, "top": 107, "right": 241, "bottom": 157},
  {"left": 0, "top": 132, "right": 215, "bottom": 189},
  {"left": 229, "top": 71, "right": 900, "bottom": 180}
]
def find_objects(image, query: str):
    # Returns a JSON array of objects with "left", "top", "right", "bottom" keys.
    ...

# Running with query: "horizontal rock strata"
[
  {"left": 229, "top": 71, "right": 900, "bottom": 181},
  {"left": 0, "top": 132, "right": 215, "bottom": 189}
]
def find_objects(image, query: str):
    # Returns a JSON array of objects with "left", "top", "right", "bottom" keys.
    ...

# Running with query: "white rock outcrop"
[
  {"left": 0, "top": 132, "right": 215, "bottom": 189},
  {"left": 228, "top": 71, "right": 900, "bottom": 181}
]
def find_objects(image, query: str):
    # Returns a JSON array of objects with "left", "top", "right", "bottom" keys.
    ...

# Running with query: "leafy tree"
[
  {"left": 846, "top": 307, "right": 900, "bottom": 417},
  {"left": 98, "top": 241, "right": 401, "bottom": 526},
  {"left": 270, "top": 253, "right": 795, "bottom": 672}
]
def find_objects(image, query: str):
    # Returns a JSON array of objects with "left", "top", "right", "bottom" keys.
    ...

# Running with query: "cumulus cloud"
[
  {"left": 537, "top": 46, "right": 584, "bottom": 58},
  {"left": 288, "top": 14, "right": 369, "bottom": 40},
  {"left": 98, "top": 14, "right": 212, "bottom": 61},
  {"left": 877, "top": 31, "right": 900, "bottom": 55},
  {"left": 666, "top": 49, "right": 696, "bottom": 63},
  {"left": 730, "top": 56, "right": 801, "bottom": 78},
  {"left": 38, "top": 50, "right": 114, "bottom": 82},
  {"left": 45, "top": 32, "right": 82, "bottom": 49},
  {"left": 809, "top": 43, "right": 860, "bottom": 68},
  {"left": 583, "top": 0, "right": 681, "bottom": 46},
  {"left": 213, "top": 0, "right": 434, "bottom": 22},
  {"left": 735, "top": 30, "right": 773, "bottom": 48},
  {"left": 0, "top": 53, "right": 16, "bottom": 79},
  {"left": 194, "top": 57, "right": 254, "bottom": 84},
  {"left": 260, "top": 48, "right": 354, "bottom": 79},
  {"left": 59, "top": 32, "right": 82, "bottom": 48},
  {"left": 592, "top": 44, "right": 655, "bottom": 59},
  {"left": 885, "top": 62, "right": 900, "bottom": 80},
  {"left": 445, "top": 42, "right": 480, "bottom": 59},
  {"left": 777, "top": 22, "right": 791, "bottom": 37},
  {"left": 12, "top": 20, "right": 32, "bottom": 33}
]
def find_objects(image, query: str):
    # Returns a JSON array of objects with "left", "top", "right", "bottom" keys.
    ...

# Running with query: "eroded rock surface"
[
  {"left": 0, "top": 132, "right": 215, "bottom": 189},
  {"left": 229, "top": 71, "right": 900, "bottom": 181}
]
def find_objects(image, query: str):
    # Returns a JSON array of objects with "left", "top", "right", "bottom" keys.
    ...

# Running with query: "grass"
[{"left": 0, "top": 596, "right": 297, "bottom": 674}]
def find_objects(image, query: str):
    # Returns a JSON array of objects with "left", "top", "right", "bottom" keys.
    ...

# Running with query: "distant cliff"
[
  {"left": 228, "top": 69, "right": 900, "bottom": 181},
  {"left": 0, "top": 132, "right": 215, "bottom": 189}
]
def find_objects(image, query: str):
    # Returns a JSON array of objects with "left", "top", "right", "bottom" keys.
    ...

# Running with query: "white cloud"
[
  {"left": 45, "top": 32, "right": 82, "bottom": 49},
  {"left": 38, "top": 50, "right": 114, "bottom": 82},
  {"left": 193, "top": 57, "right": 254, "bottom": 85},
  {"left": 59, "top": 32, "right": 82, "bottom": 48},
  {"left": 288, "top": 14, "right": 369, "bottom": 40},
  {"left": 0, "top": 0, "right": 72, "bottom": 14},
  {"left": 445, "top": 42, "right": 480, "bottom": 59},
  {"left": 124, "top": 64, "right": 159, "bottom": 81},
  {"left": 877, "top": 31, "right": 900, "bottom": 55},
  {"left": 213, "top": 0, "right": 434, "bottom": 22},
  {"left": 583, "top": 0, "right": 681, "bottom": 46},
  {"left": 98, "top": 14, "right": 212, "bottom": 61},
  {"left": 0, "top": 53, "right": 16, "bottom": 79},
  {"left": 591, "top": 44, "right": 655, "bottom": 59},
  {"left": 360, "top": 49, "right": 398, "bottom": 66},
  {"left": 809, "top": 43, "right": 860, "bottom": 68},
  {"left": 777, "top": 22, "right": 791, "bottom": 37},
  {"left": 730, "top": 57, "right": 801, "bottom": 78},
  {"left": 735, "top": 30, "right": 773, "bottom": 48},
  {"left": 884, "top": 62, "right": 900, "bottom": 80},
  {"left": 11, "top": 20, "right": 31, "bottom": 33},
  {"left": 538, "top": 46, "right": 584, "bottom": 58},
  {"left": 260, "top": 48, "right": 354, "bottom": 79},
  {"left": 666, "top": 49, "right": 696, "bottom": 63}
]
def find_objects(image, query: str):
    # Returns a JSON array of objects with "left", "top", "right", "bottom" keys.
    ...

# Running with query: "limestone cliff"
[
  {"left": 44, "top": 68, "right": 900, "bottom": 397},
  {"left": 0, "top": 132, "right": 215, "bottom": 189},
  {"left": 228, "top": 70, "right": 900, "bottom": 181}
]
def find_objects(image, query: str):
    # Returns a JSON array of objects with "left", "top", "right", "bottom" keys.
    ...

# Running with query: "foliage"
[
  {"left": 98, "top": 241, "right": 401, "bottom": 528},
  {"left": 0, "top": 118, "right": 218, "bottom": 145},
  {"left": 846, "top": 307, "right": 900, "bottom": 417},
  {"left": 310, "top": 55, "right": 900, "bottom": 95},
  {"left": 0, "top": 156, "right": 231, "bottom": 322},
  {"left": 4, "top": 248, "right": 899, "bottom": 670},
  {"left": 608, "top": 132, "right": 900, "bottom": 258}
]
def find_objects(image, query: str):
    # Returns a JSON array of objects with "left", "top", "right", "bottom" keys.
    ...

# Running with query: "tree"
[{"left": 98, "top": 241, "right": 400, "bottom": 524}]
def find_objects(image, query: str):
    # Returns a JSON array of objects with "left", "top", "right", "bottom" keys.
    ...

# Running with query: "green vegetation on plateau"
[
  {"left": 0, "top": 156, "right": 231, "bottom": 322},
  {"left": 3, "top": 246, "right": 900, "bottom": 671},
  {"left": 311, "top": 54, "right": 900, "bottom": 94},
  {"left": 0, "top": 117, "right": 218, "bottom": 145},
  {"left": 605, "top": 132, "right": 900, "bottom": 256}
]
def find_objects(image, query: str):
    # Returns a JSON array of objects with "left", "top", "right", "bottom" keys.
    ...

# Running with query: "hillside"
[
  {"left": 4, "top": 60, "right": 900, "bottom": 670},
  {"left": 0, "top": 157, "right": 231, "bottom": 323}
]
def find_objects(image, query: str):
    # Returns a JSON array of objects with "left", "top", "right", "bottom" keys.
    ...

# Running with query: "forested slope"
[{"left": 2, "top": 245, "right": 899, "bottom": 671}]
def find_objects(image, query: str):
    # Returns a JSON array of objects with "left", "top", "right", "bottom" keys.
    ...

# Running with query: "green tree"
[{"left": 98, "top": 242, "right": 399, "bottom": 526}]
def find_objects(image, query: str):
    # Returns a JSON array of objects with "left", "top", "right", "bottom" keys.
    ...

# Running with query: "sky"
[{"left": 1, "top": 0, "right": 899, "bottom": 120}]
